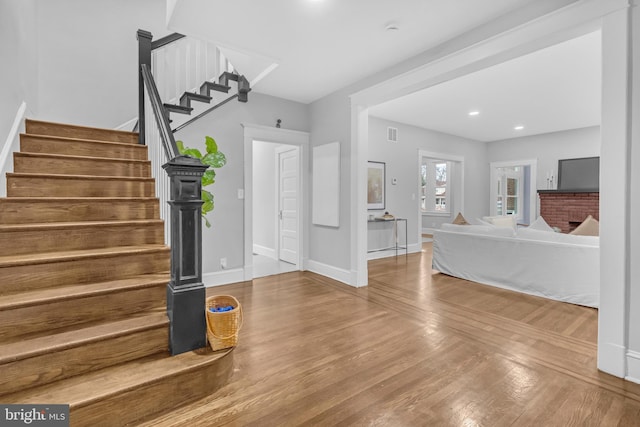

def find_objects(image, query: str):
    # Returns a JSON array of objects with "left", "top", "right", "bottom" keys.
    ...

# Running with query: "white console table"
[{"left": 367, "top": 218, "right": 408, "bottom": 258}]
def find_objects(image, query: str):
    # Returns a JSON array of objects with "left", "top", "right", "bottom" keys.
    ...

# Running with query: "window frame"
[{"left": 421, "top": 159, "right": 451, "bottom": 215}]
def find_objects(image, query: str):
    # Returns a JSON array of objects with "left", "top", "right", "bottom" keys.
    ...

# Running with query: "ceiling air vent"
[{"left": 387, "top": 127, "right": 398, "bottom": 142}]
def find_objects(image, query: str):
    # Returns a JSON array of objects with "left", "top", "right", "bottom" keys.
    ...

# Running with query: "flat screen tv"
[{"left": 557, "top": 156, "right": 599, "bottom": 191}]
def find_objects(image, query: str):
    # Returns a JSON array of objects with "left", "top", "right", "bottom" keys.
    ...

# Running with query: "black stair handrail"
[
  {"left": 172, "top": 93, "right": 239, "bottom": 134},
  {"left": 139, "top": 63, "right": 178, "bottom": 160},
  {"left": 137, "top": 30, "right": 187, "bottom": 145}
]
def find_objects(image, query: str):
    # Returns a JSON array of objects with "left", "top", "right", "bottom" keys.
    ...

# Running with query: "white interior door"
[{"left": 278, "top": 147, "right": 299, "bottom": 264}]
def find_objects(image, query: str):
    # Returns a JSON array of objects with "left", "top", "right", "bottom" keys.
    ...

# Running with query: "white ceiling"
[
  {"left": 168, "top": 0, "right": 600, "bottom": 142},
  {"left": 369, "top": 31, "right": 602, "bottom": 142},
  {"left": 168, "top": 0, "right": 539, "bottom": 103}
]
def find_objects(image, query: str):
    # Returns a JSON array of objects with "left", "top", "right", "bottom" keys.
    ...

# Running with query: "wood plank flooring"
[{"left": 141, "top": 243, "right": 640, "bottom": 426}]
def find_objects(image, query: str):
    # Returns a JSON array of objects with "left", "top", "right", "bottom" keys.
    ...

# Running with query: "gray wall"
[
  {"left": 487, "top": 126, "right": 600, "bottom": 190},
  {"left": 309, "top": 90, "right": 352, "bottom": 270},
  {"left": 33, "top": 0, "right": 168, "bottom": 129},
  {"left": 174, "top": 92, "right": 310, "bottom": 276},
  {"left": 368, "top": 116, "right": 489, "bottom": 239},
  {"left": 0, "top": 0, "right": 37, "bottom": 140}
]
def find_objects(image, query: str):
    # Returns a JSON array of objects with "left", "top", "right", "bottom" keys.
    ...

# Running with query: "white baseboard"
[
  {"left": 422, "top": 227, "right": 437, "bottom": 235},
  {"left": 598, "top": 342, "right": 628, "bottom": 378},
  {"left": 203, "top": 268, "right": 245, "bottom": 287},
  {"left": 252, "top": 244, "right": 276, "bottom": 259},
  {"left": 1, "top": 101, "right": 27, "bottom": 198},
  {"left": 306, "top": 259, "right": 351, "bottom": 286},
  {"left": 626, "top": 350, "right": 640, "bottom": 384}
]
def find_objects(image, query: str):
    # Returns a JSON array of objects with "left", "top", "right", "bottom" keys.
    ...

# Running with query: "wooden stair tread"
[
  {"left": 7, "top": 172, "right": 155, "bottom": 182},
  {"left": 3, "top": 348, "right": 231, "bottom": 406},
  {"left": 0, "top": 312, "right": 168, "bottom": 365},
  {"left": 0, "top": 219, "right": 164, "bottom": 232},
  {"left": 26, "top": 119, "right": 138, "bottom": 144},
  {"left": 20, "top": 132, "right": 144, "bottom": 148},
  {"left": 0, "top": 245, "right": 169, "bottom": 268},
  {"left": 14, "top": 151, "right": 151, "bottom": 164},
  {"left": 0, "top": 196, "right": 159, "bottom": 203},
  {"left": 0, "top": 273, "right": 169, "bottom": 308}
]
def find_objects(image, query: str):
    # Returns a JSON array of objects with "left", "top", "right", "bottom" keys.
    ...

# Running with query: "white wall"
[
  {"left": 487, "top": 126, "right": 600, "bottom": 191},
  {"left": 627, "top": 2, "right": 640, "bottom": 382},
  {"left": 252, "top": 141, "right": 280, "bottom": 258},
  {"left": 174, "top": 92, "right": 309, "bottom": 277},
  {"left": 368, "top": 116, "right": 488, "bottom": 242}
]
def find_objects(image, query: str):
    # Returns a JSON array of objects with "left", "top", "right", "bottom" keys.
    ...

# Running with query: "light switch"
[
  {"left": 237, "top": 189, "right": 244, "bottom": 199},
  {"left": 391, "top": 178, "right": 397, "bottom": 185}
]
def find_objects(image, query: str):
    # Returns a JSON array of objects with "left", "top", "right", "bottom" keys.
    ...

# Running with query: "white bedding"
[{"left": 432, "top": 228, "right": 599, "bottom": 308}]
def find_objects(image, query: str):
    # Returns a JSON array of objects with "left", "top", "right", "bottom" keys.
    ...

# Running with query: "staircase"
[{"left": 0, "top": 120, "right": 232, "bottom": 426}]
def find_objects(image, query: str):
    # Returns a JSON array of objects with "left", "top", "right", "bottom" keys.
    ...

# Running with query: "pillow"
[
  {"left": 475, "top": 218, "right": 493, "bottom": 226},
  {"left": 452, "top": 212, "right": 469, "bottom": 225},
  {"left": 570, "top": 215, "right": 599, "bottom": 236},
  {"left": 482, "top": 215, "right": 516, "bottom": 231},
  {"left": 517, "top": 227, "right": 599, "bottom": 246},
  {"left": 528, "top": 216, "right": 554, "bottom": 233}
]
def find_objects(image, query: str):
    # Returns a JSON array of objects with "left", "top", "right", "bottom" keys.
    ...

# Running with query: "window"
[
  {"left": 421, "top": 160, "right": 450, "bottom": 214},
  {"left": 495, "top": 166, "right": 523, "bottom": 219}
]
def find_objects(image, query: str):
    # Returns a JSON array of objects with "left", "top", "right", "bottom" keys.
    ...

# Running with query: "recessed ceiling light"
[
  {"left": 468, "top": 111, "right": 480, "bottom": 116},
  {"left": 514, "top": 125, "right": 524, "bottom": 130}
]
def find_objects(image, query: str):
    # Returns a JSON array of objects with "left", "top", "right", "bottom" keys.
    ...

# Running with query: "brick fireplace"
[{"left": 538, "top": 190, "right": 599, "bottom": 233}]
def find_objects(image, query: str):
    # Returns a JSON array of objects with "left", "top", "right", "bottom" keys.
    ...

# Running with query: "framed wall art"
[{"left": 367, "top": 161, "right": 385, "bottom": 210}]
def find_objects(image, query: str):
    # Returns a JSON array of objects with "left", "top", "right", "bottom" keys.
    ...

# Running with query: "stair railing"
[
  {"left": 137, "top": 29, "right": 250, "bottom": 355},
  {"left": 137, "top": 30, "right": 208, "bottom": 356}
]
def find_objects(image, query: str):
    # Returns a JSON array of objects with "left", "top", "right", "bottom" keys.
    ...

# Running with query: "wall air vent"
[{"left": 387, "top": 127, "right": 398, "bottom": 142}]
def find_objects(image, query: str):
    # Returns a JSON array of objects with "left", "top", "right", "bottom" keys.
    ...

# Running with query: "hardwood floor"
[{"left": 142, "top": 243, "right": 640, "bottom": 426}]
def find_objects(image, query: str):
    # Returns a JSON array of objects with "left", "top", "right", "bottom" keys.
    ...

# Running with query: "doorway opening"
[
  {"left": 418, "top": 150, "right": 464, "bottom": 237},
  {"left": 251, "top": 141, "right": 299, "bottom": 278},
  {"left": 490, "top": 159, "right": 537, "bottom": 226},
  {"left": 243, "top": 124, "right": 309, "bottom": 281}
]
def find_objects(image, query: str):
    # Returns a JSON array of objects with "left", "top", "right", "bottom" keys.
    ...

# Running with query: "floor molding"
[
  {"left": 627, "top": 350, "right": 640, "bottom": 385},
  {"left": 203, "top": 268, "right": 245, "bottom": 287},
  {"left": 306, "top": 259, "right": 351, "bottom": 286}
]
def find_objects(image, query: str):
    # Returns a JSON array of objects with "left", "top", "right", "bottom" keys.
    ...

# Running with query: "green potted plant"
[{"left": 176, "top": 136, "right": 226, "bottom": 228}]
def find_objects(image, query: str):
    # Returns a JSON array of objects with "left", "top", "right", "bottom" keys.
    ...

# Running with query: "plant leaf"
[
  {"left": 202, "top": 199, "right": 214, "bottom": 215},
  {"left": 205, "top": 136, "right": 218, "bottom": 154},
  {"left": 202, "top": 189, "right": 213, "bottom": 202},
  {"left": 203, "top": 215, "right": 211, "bottom": 228},
  {"left": 203, "top": 151, "right": 226, "bottom": 168},
  {"left": 202, "top": 170, "right": 216, "bottom": 187},
  {"left": 182, "top": 147, "right": 203, "bottom": 159},
  {"left": 176, "top": 140, "right": 186, "bottom": 154}
]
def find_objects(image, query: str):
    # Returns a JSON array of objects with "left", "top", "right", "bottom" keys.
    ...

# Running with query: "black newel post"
[
  {"left": 137, "top": 29, "right": 153, "bottom": 146},
  {"left": 163, "top": 156, "right": 209, "bottom": 355}
]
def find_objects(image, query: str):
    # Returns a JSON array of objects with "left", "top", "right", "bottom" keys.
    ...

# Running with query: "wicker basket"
[{"left": 205, "top": 295, "right": 243, "bottom": 351}]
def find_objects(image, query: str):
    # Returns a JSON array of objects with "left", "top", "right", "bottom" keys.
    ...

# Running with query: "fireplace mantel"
[
  {"left": 538, "top": 189, "right": 599, "bottom": 194},
  {"left": 538, "top": 190, "right": 599, "bottom": 233}
]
